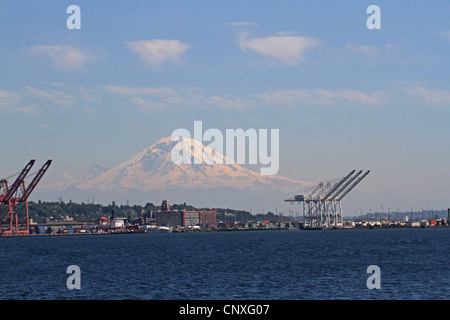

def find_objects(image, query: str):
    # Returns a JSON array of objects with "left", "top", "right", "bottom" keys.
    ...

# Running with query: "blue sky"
[{"left": 1, "top": 1, "right": 450, "bottom": 213}]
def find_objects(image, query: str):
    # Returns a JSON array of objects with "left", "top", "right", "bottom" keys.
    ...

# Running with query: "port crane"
[
  {"left": 285, "top": 170, "right": 370, "bottom": 229},
  {"left": 0, "top": 160, "right": 52, "bottom": 235}
]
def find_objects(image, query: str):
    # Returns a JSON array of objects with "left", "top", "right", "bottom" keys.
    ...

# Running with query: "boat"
[
  {"left": 142, "top": 225, "right": 173, "bottom": 233},
  {"left": 156, "top": 226, "right": 172, "bottom": 233}
]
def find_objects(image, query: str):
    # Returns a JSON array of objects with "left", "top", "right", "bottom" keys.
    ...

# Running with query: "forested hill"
[{"left": 27, "top": 201, "right": 283, "bottom": 223}]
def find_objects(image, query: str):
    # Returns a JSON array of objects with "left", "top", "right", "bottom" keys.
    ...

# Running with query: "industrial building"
[{"left": 154, "top": 199, "right": 217, "bottom": 228}]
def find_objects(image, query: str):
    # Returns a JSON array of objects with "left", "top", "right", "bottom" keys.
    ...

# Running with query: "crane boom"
[
  {"left": 309, "top": 183, "right": 323, "bottom": 197},
  {"left": 336, "top": 170, "right": 370, "bottom": 201},
  {"left": 18, "top": 160, "right": 52, "bottom": 201},
  {"left": 2, "top": 160, "right": 35, "bottom": 203},
  {"left": 322, "top": 170, "right": 355, "bottom": 200},
  {"left": 304, "top": 182, "right": 323, "bottom": 201},
  {"left": 328, "top": 170, "right": 363, "bottom": 200},
  {"left": 317, "top": 182, "right": 333, "bottom": 199},
  {"left": 0, "top": 179, "right": 9, "bottom": 194}
]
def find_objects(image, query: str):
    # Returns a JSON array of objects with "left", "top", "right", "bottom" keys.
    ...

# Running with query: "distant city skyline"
[{"left": 1, "top": 1, "right": 450, "bottom": 214}]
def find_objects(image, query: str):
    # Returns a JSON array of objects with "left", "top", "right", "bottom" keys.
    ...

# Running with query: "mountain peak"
[{"left": 42, "top": 136, "right": 305, "bottom": 195}]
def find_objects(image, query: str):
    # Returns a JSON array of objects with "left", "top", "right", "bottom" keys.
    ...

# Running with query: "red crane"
[
  {"left": 1, "top": 160, "right": 51, "bottom": 236},
  {"left": 17, "top": 160, "right": 52, "bottom": 202},
  {"left": 0, "top": 160, "right": 35, "bottom": 203},
  {"left": 0, "top": 160, "right": 35, "bottom": 234}
]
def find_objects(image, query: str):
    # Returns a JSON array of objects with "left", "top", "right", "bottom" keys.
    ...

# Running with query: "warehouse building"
[{"left": 154, "top": 200, "right": 217, "bottom": 228}]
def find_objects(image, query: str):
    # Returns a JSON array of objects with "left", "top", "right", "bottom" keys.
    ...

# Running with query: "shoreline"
[{"left": 1, "top": 225, "right": 448, "bottom": 238}]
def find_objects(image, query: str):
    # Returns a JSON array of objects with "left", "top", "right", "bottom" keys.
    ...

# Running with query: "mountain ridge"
[
  {"left": 35, "top": 136, "right": 307, "bottom": 211},
  {"left": 41, "top": 136, "right": 305, "bottom": 193}
]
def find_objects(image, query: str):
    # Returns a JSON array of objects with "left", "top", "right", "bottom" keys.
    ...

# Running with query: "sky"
[{"left": 1, "top": 1, "right": 450, "bottom": 214}]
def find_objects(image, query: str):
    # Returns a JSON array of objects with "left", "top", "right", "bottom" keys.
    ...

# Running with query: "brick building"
[
  {"left": 154, "top": 200, "right": 217, "bottom": 228},
  {"left": 183, "top": 210, "right": 217, "bottom": 228}
]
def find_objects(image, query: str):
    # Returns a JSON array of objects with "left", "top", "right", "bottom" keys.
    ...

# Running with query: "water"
[{"left": 0, "top": 228, "right": 448, "bottom": 300}]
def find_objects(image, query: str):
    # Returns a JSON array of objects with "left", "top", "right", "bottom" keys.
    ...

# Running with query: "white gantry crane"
[{"left": 285, "top": 170, "right": 370, "bottom": 229}]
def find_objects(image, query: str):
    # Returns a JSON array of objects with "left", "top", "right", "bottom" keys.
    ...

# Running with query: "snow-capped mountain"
[
  {"left": 37, "top": 137, "right": 306, "bottom": 210},
  {"left": 76, "top": 136, "right": 303, "bottom": 192}
]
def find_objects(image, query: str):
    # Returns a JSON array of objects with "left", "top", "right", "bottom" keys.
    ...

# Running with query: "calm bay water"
[{"left": 0, "top": 228, "right": 448, "bottom": 300}]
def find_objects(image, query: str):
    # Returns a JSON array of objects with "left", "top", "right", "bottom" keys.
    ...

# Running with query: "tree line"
[{"left": 27, "top": 200, "right": 289, "bottom": 223}]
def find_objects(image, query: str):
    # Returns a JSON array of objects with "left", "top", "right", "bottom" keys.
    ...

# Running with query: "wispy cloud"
[
  {"left": 5, "top": 82, "right": 447, "bottom": 115},
  {"left": 406, "top": 85, "right": 450, "bottom": 106},
  {"left": 346, "top": 44, "right": 395, "bottom": 58},
  {"left": 0, "top": 90, "right": 12, "bottom": 102},
  {"left": 0, "top": 84, "right": 105, "bottom": 115},
  {"left": 24, "top": 85, "right": 75, "bottom": 106},
  {"left": 346, "top": 44, "right": 380, "bottom": 56},
  {"left": 239, "top": 33, "right": 320, "bottom": 65},
  {"left": 130, "top": 97, "right": 165, "bottom": 110},
  {"left": 108, "top": 85, "right": 260, "bottom": 110},
  {"left": 106, "top": 86, "right": 177, "bottom": 96},
  {"left": 196, "top": 94, "right": 255, "bottom": 110},
  {"left": 228, "top": 22, "right": 258, "bottom": 27},
  {"left": 0, "top": 90, "right": 14, "bottom": 110},
  {"left": 258, "top": 89, "right": 385, "bottom": 107},
  {"left": 106, "top": 85, "right": 385, "bottom": 110},
  {"left": 106, "top": 85, "right": 183, "bottom": 110},
  {"left": 28, "top": 45, "right": 94, "bottom": 72},
  {"left": 126, "top": 39, "right": 191, "bottom": 66},
  {"left": 106, "top": 85, "right": 255, "bottom": 110},
  {"left": 15, "top": 106, "right": 36, "bottom": 114}
]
